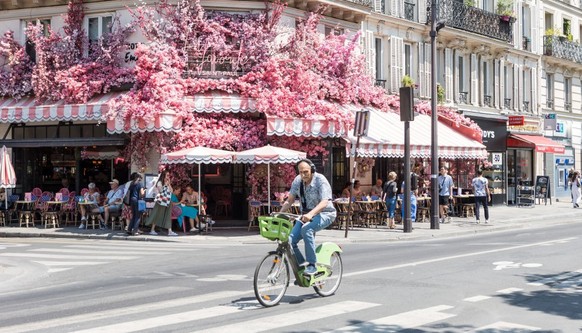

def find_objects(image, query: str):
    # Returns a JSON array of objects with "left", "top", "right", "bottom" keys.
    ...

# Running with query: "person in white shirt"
[
  {"left": 472, "top": 170, "right": 491, "bottom": 223},
  {"left": 571, "top": 170, "right": 581, "bottom": 208}
]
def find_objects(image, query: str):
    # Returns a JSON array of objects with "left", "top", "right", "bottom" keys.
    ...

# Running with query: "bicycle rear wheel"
[
  {"left": 253, "top": 252, "right": 290, "bottom": 307},
  {"left": 314, "top": 251, "right": 343, "bottom": 297}
]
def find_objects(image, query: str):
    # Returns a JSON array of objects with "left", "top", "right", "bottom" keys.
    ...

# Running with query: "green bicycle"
[{"left": 253, "top": 212, "right": 343, "bottom": 307}]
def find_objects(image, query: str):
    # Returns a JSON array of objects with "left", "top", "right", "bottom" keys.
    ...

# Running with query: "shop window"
[{"left": 23, "top": 18, "right": 51, "bottom": 62}]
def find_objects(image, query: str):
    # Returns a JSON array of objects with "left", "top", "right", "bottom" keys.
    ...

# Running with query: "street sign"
[{"left": 354, "top": 110, "right": 370, "bottom": 137}]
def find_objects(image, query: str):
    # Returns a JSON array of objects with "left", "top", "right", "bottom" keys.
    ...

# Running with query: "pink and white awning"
[
  {"left": 106, "top": 110, "right": 183, "bottom": 134},
  {"left": 233, "top": 144, "right": 306, "bottom": 164},
  {"left": 188, "top": 91, "right": 257, "bottom": 113},
  {"left": 160, "top": 146, "right": 234, "bottom": 165},
  {"left": 0, "top": 93, "right": 120, "bottom": 123},
  {"left": 0, "top": 145, "right": 16, "bottom": 189},
  {"left": 266, "top": 116, "right": 347, "bottom": 138},
  {"left": 346, "top": 108, "right": 487, "bottom": 159}
]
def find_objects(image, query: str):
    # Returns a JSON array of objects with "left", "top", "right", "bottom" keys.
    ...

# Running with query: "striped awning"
[
  {"left": 188, "top": 91, "right": 257, "bottom": 113},
  {"left": 106, "top": 110, "right": 183, "bottom": 134},
  {"left": 346, "top": 107, "right": 488, "bottom": 159},
  {"left": 266, "top": 116, "right": 347, "bottom": 138},
  {"left": 0, "top": 93, "right": 120, "bottom": 123}
]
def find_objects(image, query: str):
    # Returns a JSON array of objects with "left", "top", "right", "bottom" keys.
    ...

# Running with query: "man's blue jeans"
[{"left": 289, "top": 213, "right": 335, "bottom": 266}]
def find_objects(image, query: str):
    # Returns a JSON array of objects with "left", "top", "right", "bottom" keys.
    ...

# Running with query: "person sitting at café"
[
  {"left": 370, "top": 178, "right": 383, "bottom": 198},
  {"left": 98, "top": 179, "right": 124, "bottom": 228},
  {"left": 181, "top": 184, "right": 214, "bottom": 230},
  {"left": 341, "top": 182, "right": 352, "bottom": 198},
  {"left": 352, "top": 180, "right": 364, "bottom": 199},
  {"left": 79, "top": 182, "right": 101, "bottom": 229}
]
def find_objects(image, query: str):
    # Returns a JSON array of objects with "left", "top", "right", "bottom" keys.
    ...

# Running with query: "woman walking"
[
  {"left": 126, "top": 173, "right": 145, "bottom": 236},
  {"left": 146, "top": 171, "right": 177, "bottom": 236},
  {"left": 571, "top": 170, "right": 581, "bottom": 208},
  {"left": 382, "top": 171, "right": 398, "bottom": 229}
]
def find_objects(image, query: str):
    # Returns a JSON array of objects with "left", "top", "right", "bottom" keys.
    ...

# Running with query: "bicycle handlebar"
[{"left": 270, "top": 212, "right": 301, "bottom": 220}]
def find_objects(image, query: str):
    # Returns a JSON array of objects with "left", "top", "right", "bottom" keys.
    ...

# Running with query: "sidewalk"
[{"left": 0, "top": 199, "right": 578, "bottom": 245}]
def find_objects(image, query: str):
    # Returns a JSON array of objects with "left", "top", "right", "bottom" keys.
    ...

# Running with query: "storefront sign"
[
  {"left": 492, "top": 152, "right": 503, "bottom": 165},
  {"left": 508, "top": 116, "right": 525, "bottom": 126},
  {"left": 543, "top": 114, "right": 556, "bottom": 130},
  {"left": 471, "top": 117, "right": 507, "bottom": 151}
]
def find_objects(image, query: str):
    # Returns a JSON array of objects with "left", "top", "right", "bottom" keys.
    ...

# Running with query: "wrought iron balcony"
[
  {"left": 428, "top": 0, "right": 514, "bottom": 43},
  {"left": 483, "top": 95, "right": 492, "bottom": 107},
  {"left": 375, "top": 79, "right": 387, "bottom": 88},
  {"left": 547, "top": 99, "right": 554, "bottom": 109},
  {"left": 543, "top": 36, "right": 582, "bottom": 64},
  {"left": 404, "top": 2, "right": 416, "bottom": 21},
  {"left": 523, "top": 36, "right": 530, "bottom": 51},
  {"left": 522, "top": 101, "right": 529, "bottom": 112},
  {"left": 565, "top": 101, "right": 572, "bottom": 111},
  {"left": 504, "top": 98, "right": 511, "bottom": 109},
  {"left": 459, "top": 92, "right": 468, "bottom": 104}
]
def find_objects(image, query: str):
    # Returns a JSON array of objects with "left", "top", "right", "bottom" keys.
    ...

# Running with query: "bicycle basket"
[{"left": 258, "top": 216, "right": 293, "bottom": 241}]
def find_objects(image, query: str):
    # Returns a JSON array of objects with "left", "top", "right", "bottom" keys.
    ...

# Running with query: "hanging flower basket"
[{"left": 438, "top": 114, "right": 483, "bottom": 143}]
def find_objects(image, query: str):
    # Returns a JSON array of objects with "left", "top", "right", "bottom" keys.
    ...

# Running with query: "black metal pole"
[
  {"left": 345, "top": 135, "right": 360, "bottom": 238},
  {"left": 403, "top": 120, "right": 412, "bottom": 233},
  {"left": 430, "top": 0, "right": 440, "bottom": 230}
]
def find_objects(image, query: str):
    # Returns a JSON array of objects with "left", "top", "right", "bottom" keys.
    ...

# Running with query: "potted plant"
[
  {"left": 544, "top": 28, "right": 561, "bottom": 55},
  {"left": 401, "top": 74, "right": 416, "bottom": 88},
  {"left": 496, "top": 0, "right": 514, "bottom": 21},
  {"left": 437, "top": 83, "right": 445, "bottom": 104}
]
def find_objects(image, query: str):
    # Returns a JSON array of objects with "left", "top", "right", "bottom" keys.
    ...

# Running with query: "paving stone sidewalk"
[{"left": 0, "top": 198, "right": 579, "bottom": 245}]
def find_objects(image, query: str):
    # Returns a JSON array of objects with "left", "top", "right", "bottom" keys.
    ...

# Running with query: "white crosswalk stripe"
[
  {"left": 0, "top": 242, "right": 197, "bottom": 273},
  {"left": 198, "top": 301, "right": 380, "bottom": 333}
]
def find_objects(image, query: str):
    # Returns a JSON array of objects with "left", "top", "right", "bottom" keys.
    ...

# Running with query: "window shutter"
[
  {"left": 390, "top": 36, "right": 404, "bottom": 93},
  {"left": 531, "top": 67, "right": 537, "bottom": 113},
  {"left": 366, "top": 31, "right": 376, "bottom": 79},
  {"left": 514, "top": 64, "right": 520, "bottom": 110},
  {"left": 494, "top": 59, "right": 500, "bottom": 108},
  {"left": 470, "top": 53, "right": 478, "bottom": 105},
  {"left": 424, "top": 43, "right": 431, "bottom": 98},
  {"left": 418, "top": 0, "right": 427, "bottom": 24},
  {"left": 419, "top": 43, "right": 426, "bottom": 98},
  {"left": 374, "top": 0, "right": 383, "bottom": 13},
  {"left": 445, "top": 48, "right": 453, "bottom": 103},
  {"left": 453, "top": 50, "right": 459, "bottom": 103},
  {"left": 499, "top": 59, "right": 505, "bottom": 107},
  {"left": 390, "top": 0, "right": 400, "bottom": 17}
]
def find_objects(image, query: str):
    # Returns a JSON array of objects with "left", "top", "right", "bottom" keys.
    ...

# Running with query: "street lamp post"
[{"left": 430, "top": 0, "right": 444, "bottom": 230}]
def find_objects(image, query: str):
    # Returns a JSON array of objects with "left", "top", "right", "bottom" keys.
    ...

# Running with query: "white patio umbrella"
[
  {"left": 234, "top": 144, "right": 306, "bottom": 213},
  {"left": 160, "top": 146, "right": 234, "bottom": 213},
  {"left": 0, "top": 146, "right": 16, "bottom": 210}
]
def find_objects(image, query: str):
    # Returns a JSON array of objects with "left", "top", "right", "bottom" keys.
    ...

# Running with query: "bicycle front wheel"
[
  {"left": 253, "top": 252, "right": 290, "bottom": 307},
  {"left": 314, "top": 251, "right": 343, "bottom": 297}
]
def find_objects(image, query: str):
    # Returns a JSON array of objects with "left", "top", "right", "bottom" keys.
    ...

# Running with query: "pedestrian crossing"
[
  {"left": 0, "top": 241, "right": 211, "bottom": 274},
  {"left": 2, "top": 277, "right": 576, "bottom": 333}
]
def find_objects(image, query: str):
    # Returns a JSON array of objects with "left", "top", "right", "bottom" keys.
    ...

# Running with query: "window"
[
  {"left": 546, "top": 73, "right": 554, "bottom": 109},
  {"left": 324, "top": 26, "right": 343, "bottom": 36},
  {"left": 458, "top": 56, "right": 465, "bottom": 92},
  {"left": 565, "top": 77, "right": 572, "bottom": 111},
  {"left": 375, "top": 38, "right": 383, "bottom": 80},
  {"left": 404, "top": 44, "right": 412, "bottom": 77},
  {"left": 483, "top": 0, "right": 494, "bottom": 12},
  {"left": 23, "top": 19, "right": 51, "bottom": 62},
  {"left": 87, "top": 15, "right": 112, "bottom": 42}
]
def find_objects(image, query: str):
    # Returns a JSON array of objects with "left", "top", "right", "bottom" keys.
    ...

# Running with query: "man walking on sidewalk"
[
  {"left": 472, "top": 170, "right": 491, "bottom": 223},
  {"left": 437, "top": 166, "right": 454, "bottom": 223}
]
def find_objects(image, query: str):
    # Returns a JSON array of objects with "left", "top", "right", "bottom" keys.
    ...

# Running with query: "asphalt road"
[{"left": 0, "top": 222, "right": 580, "bottom": 332}]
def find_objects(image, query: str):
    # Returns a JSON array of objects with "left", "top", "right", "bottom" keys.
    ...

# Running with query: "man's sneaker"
[
  {"left": 81, "top": 216, "right": 87, "bottom": 222},
  {"left": 476, "top": 220, "right": 480, "bottom": 224},
  {"left": 168, "top": 231, "right": 178, "bottom": 236},
  {"left": 149, "top": 230, "right": 158, "bottom": 235},
  {"left": 446, "top": 216, "right": 452, "bottom": 223},
  {"left": 485, "top": 220, "right": 489, "bottom": 224},
  {"left": 304, "top": 265, "right": 317, "bottom": 275},
  {"left": 189, "top": 228, "right": 199, "bottom": 232},
  {"left": 78, "top": 223, "right": 85, "bottom": 229}
]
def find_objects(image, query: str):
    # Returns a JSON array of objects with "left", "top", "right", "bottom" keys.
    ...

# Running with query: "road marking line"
[
  {"left": 328, "top": 305, "right": 455, "bottom": 332},
  {"left": 0, "top": 253, "right": 138, "bottom": 260},
  {"left": 28, "top": 248, "right": 171, "bottom": 255},
  {"left": 198, "top": 301, "right": 379, "bottom": 333},
  {"left": 32, "top": 261, "right": 108, "bottom": 266},
  {"left": 474, "top": 321, "right": 540, "bottom": 331},
  {"left": 344, "top": 237, "right": 577, "bottom": 277},
  {"left": 496, "top": 287, "right": 523, "bottom": 294},
  {"left": 47, "top": 268, "right": 71, "bottom": 273},
  {"left": 0, "top": 290, "right": 248, "bottom": 333},
  {"left": 463, "top": 295, "right": 491, "bottom": 302}
]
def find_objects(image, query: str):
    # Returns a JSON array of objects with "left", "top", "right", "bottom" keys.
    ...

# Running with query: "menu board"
[{"left": 535, "top": 175, "right": 550, "bottom": 203}]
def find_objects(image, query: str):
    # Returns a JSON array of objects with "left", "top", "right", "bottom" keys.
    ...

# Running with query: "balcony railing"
[
  {"left": 459, "top": 92, "right": 468, "bottom": 104},
  {"left": 428, "top": 0, "right": 514, "bottom": 43},
  {"left": 543, "top": 36, "right": 582, "bottom": 64},
  {"left": 375, "top": 79, "right": 387, "bottom": 88},
  {"left": 565, "top": 101, "right": 572, "bottom": 111},
  {"left": 504, "top": 98, "right": 511, "bottom": 109},
  {"left": 523, "top": 101, "right": 529, "bottom": 112},
  {"left": 404, "top": 2, "right": 416, "bottom": 21},
  {"left": 483, "top": 95, "right": 492, "bottom": 107},
  {"left": 346, "top": 0, "right": 373, "bottom": 6},
  {"left": 547, "top": 99, "right": 554, "bottom": 109}
]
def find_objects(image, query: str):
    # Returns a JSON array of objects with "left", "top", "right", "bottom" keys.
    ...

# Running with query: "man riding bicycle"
[{"left": 280, "top": 159, "right": 337, "bottom": 275}]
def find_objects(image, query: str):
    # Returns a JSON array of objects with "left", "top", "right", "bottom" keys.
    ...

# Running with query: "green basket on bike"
[{"left": 258, "top": 216, "right": 294, "bottom": 241}]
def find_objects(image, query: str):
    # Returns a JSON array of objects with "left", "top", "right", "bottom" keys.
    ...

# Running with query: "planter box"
[{"left": 438, "top": 114, "right": 483, "bottom": 143}]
